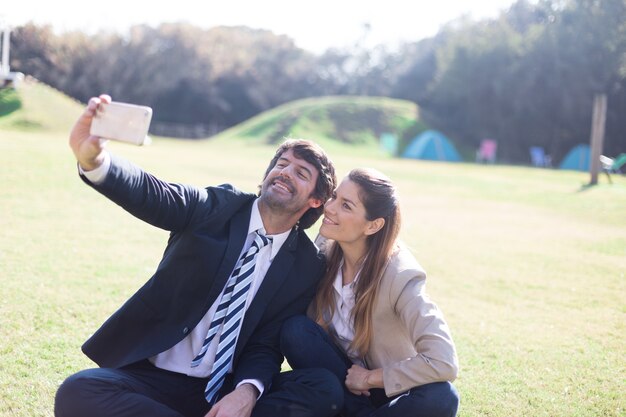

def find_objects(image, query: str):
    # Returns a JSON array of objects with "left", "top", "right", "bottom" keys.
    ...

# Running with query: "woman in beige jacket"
[{"left": 281, "top": 168, "right": 459, "bottom": 417}]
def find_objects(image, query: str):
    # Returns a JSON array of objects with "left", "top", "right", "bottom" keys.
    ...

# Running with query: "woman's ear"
[{"left": 365, "top": 217, "right": 385, "bottom": 236}]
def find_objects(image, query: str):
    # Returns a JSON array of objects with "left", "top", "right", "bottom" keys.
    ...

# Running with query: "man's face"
[{"left": 259, "top": 149, "right": 322, "bottom": 217}]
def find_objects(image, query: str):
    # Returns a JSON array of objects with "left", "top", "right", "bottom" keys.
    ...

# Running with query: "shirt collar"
[
  {"left": 333, "top": 258, "right": 364, "bottom": 293},
  {"left": 249, "top": 199, "right": 291, "bottom": 260}
]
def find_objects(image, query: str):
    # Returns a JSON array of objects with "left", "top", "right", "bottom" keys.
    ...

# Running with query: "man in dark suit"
[{"left": 55, "top": 95, "right": 342, "bottom": 417}]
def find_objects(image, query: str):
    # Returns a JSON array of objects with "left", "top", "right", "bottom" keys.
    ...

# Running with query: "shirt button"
[{"left": 183, "top": 327, "right": 189, "bottom": 334}]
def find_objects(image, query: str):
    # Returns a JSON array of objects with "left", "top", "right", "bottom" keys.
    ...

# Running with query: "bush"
[{"left": 0, "top": 88, "right": 22, "bottom": 117}]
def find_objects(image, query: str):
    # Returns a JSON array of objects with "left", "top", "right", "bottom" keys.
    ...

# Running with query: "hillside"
[
  {"left": 212, "top": 96, "right": 420, "bottom": 148},
  {"left": 1, "top": 81, "right": 421, "bottom": 156},
  {"left": 0, "top": 78, "right": 84, "bottom": 132}
]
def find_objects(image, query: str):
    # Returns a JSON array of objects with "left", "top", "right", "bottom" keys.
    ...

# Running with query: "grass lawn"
[{"left": 0, "top": 130, "right": 624, "bottom": 416}]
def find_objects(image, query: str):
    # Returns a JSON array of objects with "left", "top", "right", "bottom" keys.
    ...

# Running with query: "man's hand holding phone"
[
  {"left": 70, "top": 94, "right": 112, "bottom": 171},
  {"left": 70, "top": 95, "right": 153, "bottom": 172}
]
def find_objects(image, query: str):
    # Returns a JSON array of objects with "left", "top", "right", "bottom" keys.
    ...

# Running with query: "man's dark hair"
[{"left": 261, "top": 139, "right": 336, "bottom": 229}]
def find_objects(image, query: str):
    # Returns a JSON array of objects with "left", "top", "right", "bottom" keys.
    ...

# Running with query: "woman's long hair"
[{"left": 312, "top": 168, "right": 401, "bottom": 358}]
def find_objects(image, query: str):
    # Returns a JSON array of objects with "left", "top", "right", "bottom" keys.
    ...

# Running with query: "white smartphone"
[{"left": 90, "top": 101, "right": 153, "bottom": 146}]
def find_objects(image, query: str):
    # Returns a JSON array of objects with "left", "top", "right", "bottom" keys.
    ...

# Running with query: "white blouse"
[{"left": 329, "top": 260, "right": 365, "bottom": 366}]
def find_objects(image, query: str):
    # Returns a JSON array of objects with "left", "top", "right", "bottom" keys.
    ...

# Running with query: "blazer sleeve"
[
  {"left": 232, "top": 291, "right": 316, "bottom": 389},
  {"left": 80, "top": 154, "right": 243, "bottom": 232},
  {"left": 233, "top": 248, "right": 324, "bottom": 389},
  {"left": 382, "top": 267, "right": 459, "bottom": 395}
]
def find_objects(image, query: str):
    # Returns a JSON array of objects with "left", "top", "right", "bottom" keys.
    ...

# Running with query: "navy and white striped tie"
[{"left": 191, "top": 230, "right": 272, "bottom": 404}]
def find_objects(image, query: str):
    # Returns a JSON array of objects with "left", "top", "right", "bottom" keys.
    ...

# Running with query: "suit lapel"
[{"left": 203, "top": 201, "right": 253, "bottom": 309}]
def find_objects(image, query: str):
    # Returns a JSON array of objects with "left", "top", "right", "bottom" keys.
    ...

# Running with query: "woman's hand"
[{"left": 345, "top": 365, "right": 384, "bottom": 396}]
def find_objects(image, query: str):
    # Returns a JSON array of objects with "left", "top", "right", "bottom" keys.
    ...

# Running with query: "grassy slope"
[
  {"left": 0, "top": 79, "right": 84, "bottom": 132},
  {"left": 0, "top": 86, "right": 624, "bottom": 417},
  {"left": 214, "top": 95, "right": 418, "bottom": 157}
]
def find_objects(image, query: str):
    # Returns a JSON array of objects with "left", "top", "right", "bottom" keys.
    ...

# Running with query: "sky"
[{"left": 2, "top": 0, "right": 519, "bottom": 54}]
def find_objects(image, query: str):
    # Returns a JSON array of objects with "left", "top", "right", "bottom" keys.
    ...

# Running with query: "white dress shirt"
[{"left": 81, "top": 153, "right": 291, "bottom": 395}]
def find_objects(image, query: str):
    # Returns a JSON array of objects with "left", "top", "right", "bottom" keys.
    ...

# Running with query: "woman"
[{"left": 281, "top": 168, "right": 459, "bottom": 417}]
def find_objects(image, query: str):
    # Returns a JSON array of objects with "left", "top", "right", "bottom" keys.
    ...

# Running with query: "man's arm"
[
  {"left": 70, "top": 95, "right": 211, "bottom": 232},
  {"left": 233, "top": 269, "right": 321, "bottom": 386},
  {"left": 210, "top": 269, "right": 319, "bottom": 417},
  {"left": 203, "top": 316, "right": 286, "bottom": 417}
]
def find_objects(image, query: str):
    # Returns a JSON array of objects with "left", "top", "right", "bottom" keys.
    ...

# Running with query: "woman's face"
[{"left": 320, "top": 178, "right": 376, "bottom": 244}]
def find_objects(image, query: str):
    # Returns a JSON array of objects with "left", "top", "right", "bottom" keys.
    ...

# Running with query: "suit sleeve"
[
  {"left": 80, "top": 154, "right": 226, "bottom": 232},
  {"left": 232, "top": 261, "right": 322, "bottom": 390},
  {"left": 382, "top": 269, "right": 459, "bottom": 395}
]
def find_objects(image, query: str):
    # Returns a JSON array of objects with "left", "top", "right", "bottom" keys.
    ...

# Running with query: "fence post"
[
  {"left": 589, "top": 94, "right": 607, "bottom": 185},
  {"left": 0, "top": 23, "right": 11, "bottom": 77}
]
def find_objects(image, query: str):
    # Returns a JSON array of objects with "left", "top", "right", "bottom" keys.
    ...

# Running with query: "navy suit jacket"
[{"left": 80, "top": 155, "right": 324, "bottom": 390}]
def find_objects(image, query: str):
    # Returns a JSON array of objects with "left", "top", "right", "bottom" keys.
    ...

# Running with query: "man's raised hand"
[{"left": 69, "top": 94, "right": 111, "bottom": 171}]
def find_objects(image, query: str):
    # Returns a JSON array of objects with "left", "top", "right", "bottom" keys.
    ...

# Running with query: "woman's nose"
[{"left": 324, "top": 199, "right": 337, "bottom": 214}]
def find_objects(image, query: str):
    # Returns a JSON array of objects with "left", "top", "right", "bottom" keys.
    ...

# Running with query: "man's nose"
[{"left": 278, "top": 165, "right": 293, "bottom": 178}]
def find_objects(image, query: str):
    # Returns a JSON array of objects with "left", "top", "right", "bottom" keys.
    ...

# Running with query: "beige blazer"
[{"left": 357, "top": 246, "right": 459, "bottom": 397}]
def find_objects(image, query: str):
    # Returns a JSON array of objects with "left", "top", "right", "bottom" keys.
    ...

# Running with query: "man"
[{"left": 55, "top": 95, "right": 341, "bottom": 417}]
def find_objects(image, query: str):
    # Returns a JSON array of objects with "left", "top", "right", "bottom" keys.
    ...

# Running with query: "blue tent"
[
  {"left": 559, "top": 144, "right": 591, "bottom": 171},
  {"left": 402, "top": 130, "right": 461, "bottom": 162}
]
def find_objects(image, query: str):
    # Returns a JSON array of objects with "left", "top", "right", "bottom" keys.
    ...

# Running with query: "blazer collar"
[{"left": 204, "top": 200, "right": 253, "bottom": 307}]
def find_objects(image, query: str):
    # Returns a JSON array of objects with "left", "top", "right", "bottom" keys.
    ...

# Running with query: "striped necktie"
[{"left": 191, "top": 230, "right": 272, "bottom": 404}]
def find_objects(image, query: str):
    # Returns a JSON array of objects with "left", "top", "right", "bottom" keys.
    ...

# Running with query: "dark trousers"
[
  {"left": 55, "top": 359, "right": 343, "bottom": 417},
  {"left": 280, "top": 315, "right": 459, "bottom": 417}
]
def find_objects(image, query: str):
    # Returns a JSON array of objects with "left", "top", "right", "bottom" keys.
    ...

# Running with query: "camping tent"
[
  {"left": 402, "top": 130, "right": 461, "bottom": 162},
  {"left": 559, "top": 144, "right": 591, "bottom": 171}
]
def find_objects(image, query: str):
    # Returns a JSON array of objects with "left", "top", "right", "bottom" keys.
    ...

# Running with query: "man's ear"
[
  {"left": 365, "top": 218, "right": 385, "bottom": 236},
  {"left": 308, "top": 198, "right": 323, "bottom": 209}
]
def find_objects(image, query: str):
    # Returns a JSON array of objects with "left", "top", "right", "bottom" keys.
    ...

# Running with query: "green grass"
[
  {"left": 1, "top": 131, "right": 624, "bottom": 417},
  {"left": 0, "top": 84, "right": 624, "bottom": 416},
  {"left": 0, "top": 80, "right": 83, "bottom": 132}
]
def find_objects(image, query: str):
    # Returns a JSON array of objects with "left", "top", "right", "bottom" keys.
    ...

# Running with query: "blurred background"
[{"left": 2, "top": 0, "right": 625, "bottom": 164}]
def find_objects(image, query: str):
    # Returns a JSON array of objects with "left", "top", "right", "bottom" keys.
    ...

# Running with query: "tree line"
[{"left": 9, "top": 0, "right": 626, "bottom": 163}]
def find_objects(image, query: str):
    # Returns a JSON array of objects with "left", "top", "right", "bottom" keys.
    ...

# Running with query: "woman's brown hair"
[{"left": 312, "top": 168, "right": 401, "bottom": 358}]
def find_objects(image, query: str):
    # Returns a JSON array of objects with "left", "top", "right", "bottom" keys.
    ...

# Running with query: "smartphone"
[{"left": 90, "top": 101, "right": 153, "bottom": 146}]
